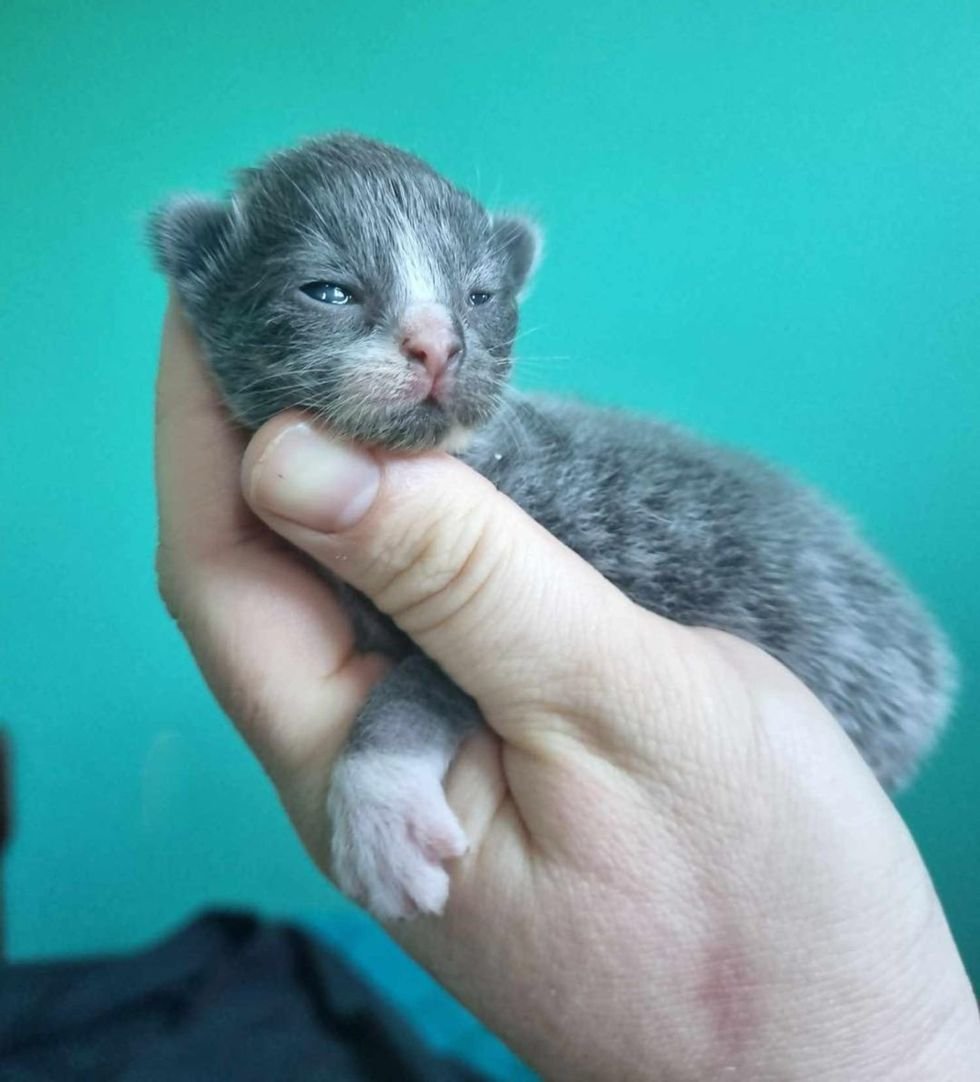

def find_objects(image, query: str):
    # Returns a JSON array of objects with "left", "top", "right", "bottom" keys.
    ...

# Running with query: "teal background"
[{"left": 2, "top": 0, "right": 978, "bottom": 1002}]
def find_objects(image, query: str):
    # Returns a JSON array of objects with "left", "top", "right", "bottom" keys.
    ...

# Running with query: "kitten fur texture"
[{"left": 150, "top": 134, "right": 956, "bottom": 919}]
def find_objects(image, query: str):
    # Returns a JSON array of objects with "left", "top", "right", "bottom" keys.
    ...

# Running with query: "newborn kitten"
[{"left": 150, "top": 134, "right": 956, "bottom": 920}]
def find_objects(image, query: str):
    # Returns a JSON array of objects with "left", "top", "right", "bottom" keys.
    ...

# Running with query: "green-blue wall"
[{"left": 3, "top": 0, "right": 978, "bottom": 988}]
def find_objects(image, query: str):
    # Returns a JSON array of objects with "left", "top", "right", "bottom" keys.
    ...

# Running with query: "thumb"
[{"left": 242, "top": 413, "right": 677, "bottom": 731}]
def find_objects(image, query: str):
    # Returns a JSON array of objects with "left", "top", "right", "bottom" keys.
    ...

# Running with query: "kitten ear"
[
  {"left": 491, "top": 214, "right": 543, "bottom": 294},
  {"left": 148, "top": 195, "right": 236, "bottom": 282}
]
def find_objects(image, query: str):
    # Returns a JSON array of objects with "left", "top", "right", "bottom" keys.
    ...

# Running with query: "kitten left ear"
[
  {"left": 147, "top": 194, "right": 237, "bottom": 283},
  {"left": 491, "top": 214, "right": 543, "bottom": 294}
]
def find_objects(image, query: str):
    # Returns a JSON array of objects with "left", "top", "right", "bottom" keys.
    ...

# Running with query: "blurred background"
[{"left": 2, "top": 0, "right": 978, "bottom": 1041}]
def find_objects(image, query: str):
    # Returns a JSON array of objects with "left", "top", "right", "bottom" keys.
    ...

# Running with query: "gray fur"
[
  {"left": 465, "top": 399, "right": 954, "bottom": 789},
  {"left": 150, "top": 133, "right": 955, "bottom": 804}
]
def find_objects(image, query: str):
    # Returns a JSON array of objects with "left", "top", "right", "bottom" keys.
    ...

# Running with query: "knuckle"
[{"left": 372, "top": 496, "right": 506, "bottom": 639}]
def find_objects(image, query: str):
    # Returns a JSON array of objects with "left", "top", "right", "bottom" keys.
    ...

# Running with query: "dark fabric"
[{"left": 0, "top": 910, "right": 488, "bottom": 1082}]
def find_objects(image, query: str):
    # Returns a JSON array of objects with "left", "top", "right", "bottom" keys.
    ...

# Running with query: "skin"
[{"left": 156, "top": 300, "right": 980, "bottom": 1080}]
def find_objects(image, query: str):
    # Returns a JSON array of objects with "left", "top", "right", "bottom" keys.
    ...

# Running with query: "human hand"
[{"left": 156, "top": 301, "right": 979, "bottom": 1080}]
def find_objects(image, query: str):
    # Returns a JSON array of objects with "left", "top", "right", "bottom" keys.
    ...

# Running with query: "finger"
[
  {"left": 153, "top": 300, "right": 386, "bottom": 789},
  {"left": 155, "top": 296, "right": 259, "bottom": 563},
  {"left": 242, "top": 415, "right": 686, "bottom": 743}
]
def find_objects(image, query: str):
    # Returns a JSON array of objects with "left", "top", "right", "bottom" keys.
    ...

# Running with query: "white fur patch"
[
  {"left": 438, "top": 424, "right": 474, "bottom": 453},
  {"left": 327, "top": 749, "right": 468, "bottom": 920},
  {"left": 396, "top": 226, "right": 439, "bottom": 305}
]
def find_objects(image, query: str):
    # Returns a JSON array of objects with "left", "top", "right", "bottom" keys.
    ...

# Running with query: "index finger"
[{"left": 154, "top": 295, "right": 260, "bottom": 564}]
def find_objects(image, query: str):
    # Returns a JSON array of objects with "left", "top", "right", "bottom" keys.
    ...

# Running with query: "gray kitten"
[{"left": 150, "top": 134, "right": 956, "bottom": 920}]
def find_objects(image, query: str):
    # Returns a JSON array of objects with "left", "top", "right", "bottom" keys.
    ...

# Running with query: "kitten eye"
[
  {"left": 300, "top": 281, "right": 354, "bottom": 305},
  {"left": 468, "top": 290, "right": 493, "bottom": 307}
]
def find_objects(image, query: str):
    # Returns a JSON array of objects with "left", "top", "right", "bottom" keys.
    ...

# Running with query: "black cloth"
[{"left": 0, "top": 910, "right": 488, "bottom": 1081}]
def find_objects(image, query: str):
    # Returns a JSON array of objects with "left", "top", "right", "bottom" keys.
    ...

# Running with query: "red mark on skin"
[{"left": 696, "top": 937, "right": 757, "bottom": 1067}]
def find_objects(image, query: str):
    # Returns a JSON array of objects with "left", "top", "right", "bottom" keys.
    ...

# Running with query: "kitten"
[{"left": 150, "top": 134, "right": 956, "bottom": 920}]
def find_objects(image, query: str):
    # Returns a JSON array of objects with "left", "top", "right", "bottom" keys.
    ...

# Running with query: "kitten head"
[{"left": 150, "top": 134, "right": 540, "bottom": 449}]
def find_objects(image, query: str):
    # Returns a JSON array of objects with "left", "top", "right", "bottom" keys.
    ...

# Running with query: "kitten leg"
[{"left": 327, "top": 654, "right": 481, "bottom": 920}]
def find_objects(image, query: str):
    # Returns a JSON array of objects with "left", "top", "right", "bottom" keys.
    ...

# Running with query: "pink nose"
[{"left": 400, "top": 328, "right": 463, "bottom": 378}]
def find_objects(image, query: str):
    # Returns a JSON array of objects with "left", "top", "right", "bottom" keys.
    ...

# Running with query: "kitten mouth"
[
  {"left": 328, "top": 360, "right": 496, "bottom": 450},
  {"left": 406, "top": 362, "right": 456, "bottom": 408},
  {"left": 422, "top": 383, "right": 449, "bottom": 407},
  {"left": 394, "top": 373, "right": 460, "bottom": 426}
]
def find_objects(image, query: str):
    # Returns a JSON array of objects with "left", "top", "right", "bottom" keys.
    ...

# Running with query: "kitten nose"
[{"left": 400, "top": 328, "right": 463, "bottom": 378}]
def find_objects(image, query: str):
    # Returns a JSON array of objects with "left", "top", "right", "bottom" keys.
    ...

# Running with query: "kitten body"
[{"left": 151, "top": 134, "right": 955, "bottom": 919}]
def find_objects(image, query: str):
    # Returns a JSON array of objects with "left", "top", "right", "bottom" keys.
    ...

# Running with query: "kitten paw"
[{"left": 327, "top": 751, "right": 468, "bottom": 920}]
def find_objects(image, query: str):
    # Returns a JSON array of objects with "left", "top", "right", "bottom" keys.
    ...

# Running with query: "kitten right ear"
[
  {"left": 148, "top": 195, "right": 235, "bottom": 281},
  {"left": 491, "top": 214, "right": 543, "bottom": 296}
]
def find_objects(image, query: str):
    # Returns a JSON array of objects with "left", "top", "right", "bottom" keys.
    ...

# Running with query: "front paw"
[{"left": 327, "top": 750, "right": 468, "bottom": 920}]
